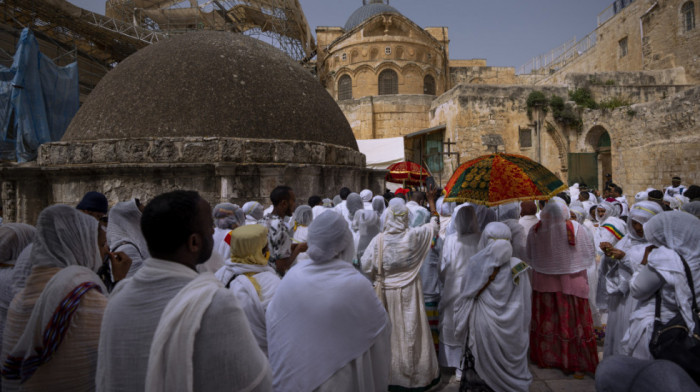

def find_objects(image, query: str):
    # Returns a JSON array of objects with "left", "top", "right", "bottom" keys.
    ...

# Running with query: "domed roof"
[
  {"left": 344, "top": 2, "right": 402, "bottom": 31},
  {"left": 63, "top": 31, "right": 358, "bottom": 150}
]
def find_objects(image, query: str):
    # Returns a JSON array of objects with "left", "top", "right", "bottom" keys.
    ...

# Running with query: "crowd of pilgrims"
[{"left": 0, "top": 178, "right": 699, "bottom": 392}]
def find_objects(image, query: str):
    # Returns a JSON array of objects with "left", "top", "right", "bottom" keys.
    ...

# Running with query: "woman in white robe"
[
  {"left": 0, "top": 223, "right": 36, "bottom": 361},
  {"left": 266, "top": 211, "right": 390, "bottom": 392},
  {"left": 215, "top": 225, "right": 280, "bottom": 355},
  {"left": 106, "top": 199, "right": 149, "bottom": 277},
  {"left": 622, "top": 211, "right": 700, "bottom": 360},
  {"left": 352, "top": 210, "right": 381, "bottom": 267},
  {"left": 211, "top": 203, "right": 245, "bottom": 261},
  {"left": 1, "top": 205, "right": 108, "bottom": 392},
  {"left": 291, "top": 205, "right": 313, "bottom": 244},
  {"left": 453, "top": 222, "right": 532, "bottom": 392},
  {"left": 438, "top": 204, "right": 481, "bottom": 375},
  {"left": 361, "top": 197, "right": 440, "bottom": 390},
  {"left": 597, "top": 201, "right": 662, "bottom": 357},
  {"left": 242, "top": 201, "right": 265, "bottom": 225}
]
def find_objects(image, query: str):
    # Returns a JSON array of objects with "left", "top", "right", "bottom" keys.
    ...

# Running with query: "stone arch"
[
  {"left": 583, "top": 125, "right": 613, "bottom": 190},
  {"left": 423, "top": 74, "right": 436, "bottom": 95},
  {"left": 544, "top": 121, "right": 569, "bottom": 176},
  {"left": 469, "top": 77, "right": 486, "bottom": 84}
]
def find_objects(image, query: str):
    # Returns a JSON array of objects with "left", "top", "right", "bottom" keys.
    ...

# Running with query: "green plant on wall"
[
  {"left": 598, "top": 96, "right": 632, "bottom": 110},
  {"left": 569, "top": 87, "right": 597, "bottom": 109},
  {"left": 526, "top": 91, "right": 549, "bottom": 120},
  {"left": 549, "top": 95, "right": 582, "bottom": 129}
]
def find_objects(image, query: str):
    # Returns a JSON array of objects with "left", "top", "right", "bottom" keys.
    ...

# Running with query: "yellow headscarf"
[{"left": 229, "top": 224, "right": 268, "bottom": 265}]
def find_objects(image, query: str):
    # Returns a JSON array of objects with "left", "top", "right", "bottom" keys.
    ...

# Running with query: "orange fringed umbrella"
[
  {"left": 385, "top": 161, "right": 430, "bottom": 186},
  {"left": 444, "top": 153, "right": 567, "bottom": 206}
]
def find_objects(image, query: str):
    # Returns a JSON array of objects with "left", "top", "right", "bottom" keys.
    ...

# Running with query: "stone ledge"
[{"left": 38, "top": 137, "right": 365, "bottom": 168}]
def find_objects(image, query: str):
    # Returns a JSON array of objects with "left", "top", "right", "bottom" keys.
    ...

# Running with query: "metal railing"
[
  {"left": 598, "top": 0, "right": 635, "bottom": 26},
  {"left": 517, "top": 33, "right": 597, "bottom": 76}
]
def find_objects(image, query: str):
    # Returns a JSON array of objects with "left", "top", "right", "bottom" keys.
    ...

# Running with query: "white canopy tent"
[{"left": 356, "top": 137, "right": 405, "bottom": 171}]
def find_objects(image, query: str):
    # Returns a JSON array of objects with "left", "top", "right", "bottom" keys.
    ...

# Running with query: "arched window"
[
  {"left": 682, "top": 2, "right": 695, "bottom": 31},
  {"left": 423, "top": 75, "right": 436, "bottom": 95},
  {"left": 338, "top": 75, "right": 352, "bottom": 100},
  {"left": 378, "top": 69, "right": 398, "bottom": 95}
]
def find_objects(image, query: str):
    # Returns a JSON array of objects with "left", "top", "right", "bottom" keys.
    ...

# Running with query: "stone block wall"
[
  {"left": 580, "top": 86, "right": 700, "bottom": 201},
  {"left": 1, "top": 138, "right": 385, "bottom": 224},
  {"left": 535, "top": 0, "right": 699, "bottom": 85},
  {"left": 338, "top": 94, "right": 434, "bottom": 140},
  {"left": 449, "top": 66, "right": 518, "bottom": 86},
  {"left": 428, "top": 85, "right": 570, "bottom": 182}
]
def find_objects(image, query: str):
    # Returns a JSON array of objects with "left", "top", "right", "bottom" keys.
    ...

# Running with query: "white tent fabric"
[{"left": 356, "top": 137, "right": 405, "bottom": 170}]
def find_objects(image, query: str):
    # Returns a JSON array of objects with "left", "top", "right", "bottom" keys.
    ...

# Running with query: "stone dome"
[
  {"left": 344, "top": 2, "right": 401, "bottom": 31},
  {"left": 63, "top": 31, "right": 358, "bottom": 150}
]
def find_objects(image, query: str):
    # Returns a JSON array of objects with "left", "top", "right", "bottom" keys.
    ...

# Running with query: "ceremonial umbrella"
[
  {"left": 385, "top": 161, "right": 430, "bottom": 186},
  {"left": 443, "top": 153, "right": 567, "bottom": 206}
]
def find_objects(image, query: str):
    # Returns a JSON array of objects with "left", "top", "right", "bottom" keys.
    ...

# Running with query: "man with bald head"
[{"left": 519, "top": 201, "right": 539, "bottom": 234}]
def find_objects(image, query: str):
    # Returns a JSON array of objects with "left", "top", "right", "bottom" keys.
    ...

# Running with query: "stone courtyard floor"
[{"left": 432, "top": 347, "right": 601, "bottom": 392}]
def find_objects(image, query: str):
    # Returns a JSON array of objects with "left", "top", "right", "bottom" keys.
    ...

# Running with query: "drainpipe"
[{"left": 370, "top": 96, "right": 376, "bottom": 139}]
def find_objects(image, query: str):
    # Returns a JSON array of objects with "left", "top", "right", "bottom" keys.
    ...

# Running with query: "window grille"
[
  {"left": 519, "top": 127, "right": 532, "bottom": 148},
  {"left": 378, "top": 69, "right": 398, "bottom": 95},
  {"left": 423, "top": 75, "right": 436, "bottom": 95},
  {"left": 338, "top": 75, "right": 352, "bottom": 100},
  {"left": 682, "top": 2, "right": 695, "bottom": 31},
  {"left": 619, "top": 37, "right": 628, "bottom": 58}
]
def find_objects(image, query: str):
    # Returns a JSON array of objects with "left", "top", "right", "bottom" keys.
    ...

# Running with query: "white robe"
[
  {"left": 215, "top": 262, "right": 280, "bottom": 355},
  {"left": 438, "top": 231, "right": 480, "bottom": 368},
  {"left": 361, "top": 217, "right": 440, "bottom": 389},
  {"left": 96, "top": 258, "right": 271, "bottom": 392}
]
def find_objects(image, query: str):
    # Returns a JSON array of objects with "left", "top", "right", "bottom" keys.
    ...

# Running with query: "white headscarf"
[
  {"left": 436, "top": 196, "right": 456, "bottom": 217},
  {"left": 453, "top": 205, "right": 480, "bottom": 237},
  {"left": 495, "top": 202, "right": 520, "bottom": 222},
  {"left": 597, "top": 200, "right": 618, "bottom": 223},
  {"left": 683, "top": 201, "right": 700, "bottom": 219},
  {"left": 346, "top": 193, "right": 364, "bottom": 221},
  {"left": 352, "top": 210, "right": 380, "bottom": 261},
  {"left": 360, "top": 189, "right": 373, "bottom": 203},
  {"left": 569, "top": 205, "right": 587, "bottom": 225},
  {"left": 0, "top": 223, "right": 36, "bottom": 264},
  {"left": 107, "top": 199, "right": 149, "bottom": 258},
  {"left": 383, "top": 201, "right": 409, "bottom": 234},
  {"left": 635, "top": 191, "right": 649, "bottom": 202},
  {"left": 212, "top": 203, "right": 245, "bottom": 229},
  {"left": 267, "top": 210, "right": 389, "bottom": 391},
  {"left": 31, "top": 205, "right": 102, "bottom": 272},
  {"left": 372, "top": 196, "right": 386, "bottom": 217},
  {"left": 643, "top": 212, "right": 700, "bottom": 332},
  {"left": 526, "top": 201, "right": 594, "bottom": 275},
  {"left": 460, "top": 222, "right": 514, "bottom": 298},
  {"left": 626, "top": 201, "right": 663, "bottom": 243},
  {"left": 292, "top": 205, "right": 313, "bottom": 227},
  {"left": 306, "top": 211, "right": 355, "bottom": 264},
  {"left": 242, "top": 201, "right": 264, "bottom": 221},
  {"left": 2, "top": 206, "right": 106, "bottom": 384}
]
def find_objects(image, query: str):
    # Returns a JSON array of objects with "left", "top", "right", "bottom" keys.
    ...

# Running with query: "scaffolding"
[{"left": 105, "top": 0, "right": 316, "bottom": 61}]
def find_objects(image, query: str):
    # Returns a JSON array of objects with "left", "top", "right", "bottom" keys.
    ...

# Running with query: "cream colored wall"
[
  {"left": 337, "top": 95, "right": 434, "bottom": 140},
  {"left": 316, "top": 15, "right": 447, "bottom": 100},
  {"left": 536, "top": 0, "right": 699, "bottom": 85}
]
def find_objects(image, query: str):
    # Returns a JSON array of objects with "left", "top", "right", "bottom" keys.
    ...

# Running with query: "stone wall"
[
  {"left": 338, "top": 94, "right": 434, "bottom": 140},
  {"left": 449, "top": 65, "right": 518, "bottom": 86},
  {"left": 535, "top": 0, "right": 700, "bottom": 85},
  {"left": 579, "top": 86, "right": 700, "bottom": 201},
  {"left": 0, "top": 137, "right": 386, "bottom": 224},
  {"left": 428, "top": 85, "right": 570, "bottom": 183},
  {"left": 316, "top": 15, "right": 448, "bottom": 100}
]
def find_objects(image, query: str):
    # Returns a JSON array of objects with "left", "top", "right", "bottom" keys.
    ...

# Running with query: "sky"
[{"left": 69, "top": 0, "right": 613, "bottom": 69}]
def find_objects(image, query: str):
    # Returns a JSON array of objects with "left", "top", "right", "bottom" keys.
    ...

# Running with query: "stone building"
[
  {"left": 0, "top": 32, "right": 384, "bottom": 224},
  {"left": 321, "top": 0, "right": 699, "bottom": 198}
]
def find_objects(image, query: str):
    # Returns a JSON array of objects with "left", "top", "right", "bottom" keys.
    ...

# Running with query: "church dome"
[
  {"left": 344, "top": 2, "right": 402, "bottom": 31},
  {"left": 63, "top": 31, "right": 358, "bottom": 150}
]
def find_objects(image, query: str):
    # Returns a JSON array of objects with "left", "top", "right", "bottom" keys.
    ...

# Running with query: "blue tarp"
[{"left": 0, "top": 28, "right": 79, "bottom": 162}]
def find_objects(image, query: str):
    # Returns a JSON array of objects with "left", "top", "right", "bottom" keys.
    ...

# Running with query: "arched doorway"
[
  {"left": 586, "top": 125, "right": 615, "bottom": 193},
  {"left": 596, "top": 131, "right": 612, "bottom": 191}
]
